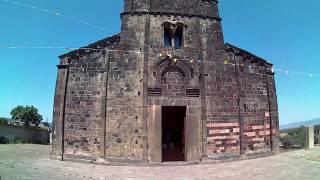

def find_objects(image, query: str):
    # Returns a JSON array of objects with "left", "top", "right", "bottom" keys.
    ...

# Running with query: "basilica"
[{"left": 51, "top": 0, "right": 279, "bottom": 164}]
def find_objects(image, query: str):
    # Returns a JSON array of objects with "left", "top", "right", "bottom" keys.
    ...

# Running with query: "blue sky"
[{"left": 0, "top": 0, "right": 319, "bottom": 125}]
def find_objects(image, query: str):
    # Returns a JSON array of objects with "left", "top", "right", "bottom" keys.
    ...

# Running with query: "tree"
[
  {"left": 42, "top": 122, "right": 50, "bottom": 127},
  {"left": 0, "top": 117, "right": 9, "bottom": 125},
  {"left": 10, "top": 105, "right": 43, "bottom": 127},
  {"left": 281, "top": 127, "right": 305, "bottom": 149}
]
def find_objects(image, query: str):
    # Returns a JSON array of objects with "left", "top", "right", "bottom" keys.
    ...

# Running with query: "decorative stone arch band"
[{"left": 153, "top": 54, "right": 194, "bottom": 84}]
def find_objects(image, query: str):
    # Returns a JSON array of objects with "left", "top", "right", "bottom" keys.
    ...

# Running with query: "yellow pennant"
[{"left": 173, "top": 58, "right": 177, "bottom": 63}]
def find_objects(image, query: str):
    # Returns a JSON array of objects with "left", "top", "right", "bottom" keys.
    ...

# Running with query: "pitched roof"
[
  {"left": 225, "top": 43, "right": 273, "bottom": 66},
  {"left": 59, "top": 34, "right": 120, "bottom": 59}
]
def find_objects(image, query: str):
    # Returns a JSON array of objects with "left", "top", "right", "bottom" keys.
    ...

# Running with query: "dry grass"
[{"left": 283, "top": 145, "right": 320, "bottom": 162}]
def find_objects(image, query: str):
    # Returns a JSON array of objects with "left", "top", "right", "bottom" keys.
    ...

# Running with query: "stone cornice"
[
  {"left": 57, "top": 64, "right": 69, "bottom": 69},
  {"left": 266, "top": 71, "right": 276, "bottom": 76},
  {"left": 121, "top": 11, "right": 222, "bottom": 21}
]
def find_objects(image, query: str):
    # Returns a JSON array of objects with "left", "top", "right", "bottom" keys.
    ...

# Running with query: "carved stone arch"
[
  {"left": 175, "top": 60, "right": 193, "bottom": 78},
  {"left": 161, "top": 64, "right": 186, "bottom": 78},
  {"left": 153, "top": 56, "right": 193, "bottom": 85},
  {"left": 153, "top": 58, "right": 170, "bottom": 76}
]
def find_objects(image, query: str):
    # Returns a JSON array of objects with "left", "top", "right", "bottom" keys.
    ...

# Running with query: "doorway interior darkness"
[{"left": 162, "top": 106, "right": 186, "bottom": 162}]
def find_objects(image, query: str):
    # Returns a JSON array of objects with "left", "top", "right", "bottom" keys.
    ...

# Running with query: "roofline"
[
  {"left": 225, "top": 43, "right": 273, "bottom": 66},
  {"left": 59, "top": 34, "right": 120, "bottom": 59}
]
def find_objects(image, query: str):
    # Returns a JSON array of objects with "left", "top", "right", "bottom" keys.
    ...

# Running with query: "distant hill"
[{"left": 281, "top": 118, "right": 320, "bottom": 130}]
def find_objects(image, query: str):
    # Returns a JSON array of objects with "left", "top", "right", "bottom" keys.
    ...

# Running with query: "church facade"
[{"left": 51, "top": 0, "right": 279, "bottom": 163}]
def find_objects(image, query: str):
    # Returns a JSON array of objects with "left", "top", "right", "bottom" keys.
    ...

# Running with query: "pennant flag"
[{"left": 173, "top": 58, "right": 177, "bottom": 63}]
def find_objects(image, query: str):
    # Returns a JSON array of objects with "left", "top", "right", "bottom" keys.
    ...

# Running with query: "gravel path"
[{"left": 0, "top": 144, "right": 320, "bottom": 180}]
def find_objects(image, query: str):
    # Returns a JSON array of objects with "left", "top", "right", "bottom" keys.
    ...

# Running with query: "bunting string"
[
  {"left": 0, "top": 45, "right": 319, "bottom": 78},
  {"left": 2, "top": 0, "right": 106, "bottom": 31},
  {"left": 1, "top": 0, "right": 319, "bottom": 78},
  {"left": 1, "top": 0, "right": 158, "bottom": 52}
]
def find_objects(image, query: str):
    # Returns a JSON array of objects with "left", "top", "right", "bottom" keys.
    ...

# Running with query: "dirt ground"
[{"left": 0, "top": 144, "right": 320, "bottom": 180}]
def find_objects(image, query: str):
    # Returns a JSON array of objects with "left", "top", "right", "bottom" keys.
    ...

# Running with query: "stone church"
[{"left": 51, "top": 0, "right": 279, "bottom": 164}]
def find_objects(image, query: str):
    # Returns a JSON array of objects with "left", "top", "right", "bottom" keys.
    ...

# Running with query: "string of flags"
[
  {"left": 273, "top": 68, "right": 320, "bottom": 77},
  {"left": 0, "top": 45, "right": 153, "bottom": 54},
  {"left": 223, "top": 59, "right": 320, "bottom": 78},
  {"left": 158, "top": 52, "right": 320, "bottom": 78},
  {"left": 2, "top": 0, "right": 106, "bottom": 31},
  {"left": 1, "top": 0, "right": 157, "bottom": 51},
  {"left": 0, "top": 44, "right": 318, "bottom": 78},
  {"left": 1, "top": 1, "right": 319, "bottom": 78}
]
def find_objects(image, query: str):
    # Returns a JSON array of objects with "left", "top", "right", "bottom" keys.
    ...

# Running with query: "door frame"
[
  {"left": 161, "top": 106, "right": 186, "bottom": 162},
  {"left": 148, "top": 105, "right": 201, "bottom": 163}
]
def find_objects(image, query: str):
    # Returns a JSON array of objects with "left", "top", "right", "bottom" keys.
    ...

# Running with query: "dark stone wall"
[
  {"left": 204, "top": 51, "right": 240, "bottom": 155},
  {"left": 63, "top": 51, "right": 107, "bottom": 157},
  {"left": 104, "top": 50, "right": 146, "bottom": 161},
  {"left": 104, "top": 15, "right": 148, "bottom": 161},
  {"left": 51, "top": 60, "right": 69, "bottom": 160},
  {"left": 267, "top": 73, "right": 279, "bottom": 152},
  {"left": 237, "top": 62, "right": 272, "bottom": 154},
  {"left": 124, "top": 0, "right": 220, "bottom": 18},
  {"left": 205, "top": 49, "right": 278, "bottom": 157}
]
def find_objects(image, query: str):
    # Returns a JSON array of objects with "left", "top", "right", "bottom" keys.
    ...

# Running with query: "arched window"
[
  {"left": 174, "top": 25, "right": 183, "bottom": 49},
  {"left": 164, "top": 25, "right": 172, "bottom": 47}
]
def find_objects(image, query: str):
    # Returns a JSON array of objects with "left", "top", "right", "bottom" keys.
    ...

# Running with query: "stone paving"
[{"left": 0, "top": 144, "right": 320, "bottom": 180}]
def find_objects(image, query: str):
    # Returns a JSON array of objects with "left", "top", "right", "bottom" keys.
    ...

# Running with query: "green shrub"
[
  {"left": 282, "top": 127, "right": 305, "bottom": 149},
  {"left": 0, "top": 117, "right": 9, "bottom": 125},
  {"left": 0, "top": 136, "right": 9, "bottom": 144},
  {"left": 9, "top": 138, "right": 25, "bottom": 144}
]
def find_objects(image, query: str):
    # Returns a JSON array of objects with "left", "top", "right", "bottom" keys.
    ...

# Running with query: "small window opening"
[
  {"left": 163, "top": 23, "right": 183, "bottom": 49},
  {"left": 164, "top": 26, "right": 172, "bottom": 47},
  {"left": 174, "top": 26, "right": 183, "bottom": 49}
]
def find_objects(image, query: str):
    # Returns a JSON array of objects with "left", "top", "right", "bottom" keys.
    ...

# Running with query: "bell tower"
[
  {"left": 118, "top": 0, "right": 226, "bottom": 162},
  {"left": 124, "top": 0, "right": 221, "bottom": 19},
  {"left": 120, "top": 0, "right": 225, "bottom": 52}
]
